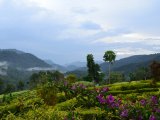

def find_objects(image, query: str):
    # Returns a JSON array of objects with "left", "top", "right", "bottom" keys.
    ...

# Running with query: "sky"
[{"left": 0, "top": 0, "right": 160, "bottom": 65}]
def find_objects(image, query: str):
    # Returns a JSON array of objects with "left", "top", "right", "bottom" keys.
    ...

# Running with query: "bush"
[
  {"left": 53, "top": 98, "right": 77, "bottom": 111},
  {"left": 75, "top": 108, "right": 107, "bottom": 120},
  {"left": 36, "top": 83, "right": 58, "bottom": 106},
  {"left": 74, "top": 81, "right": 94, "bottom": 87}
]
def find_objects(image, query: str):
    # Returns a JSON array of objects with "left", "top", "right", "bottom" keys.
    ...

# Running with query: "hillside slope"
[
  {"left": 100, "top": 53, "right": 160, "bottom": 74},
  {"left": 0, "top": 49, "right": 51, "bottom": 69}
]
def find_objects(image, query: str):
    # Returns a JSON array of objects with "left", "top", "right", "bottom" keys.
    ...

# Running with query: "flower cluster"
[
  {"left": 71, "top": 83, "right": 86, "bottom": 90},
  {"left": 96, "top": 91, "right": 160, "bottom": 119}
]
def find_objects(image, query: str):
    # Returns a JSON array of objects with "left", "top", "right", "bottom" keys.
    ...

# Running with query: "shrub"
[
  {"left": 36, "top": 83, "right": 58, "bottom": 106},
  {"left": 75, "top": 108, "right": 108, "bottom": 120},
  {"left": 53, "top": 98, "right": 77, "bottom": 111}
]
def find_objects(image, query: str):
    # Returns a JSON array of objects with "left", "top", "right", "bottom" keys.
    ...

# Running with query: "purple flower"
[
  {"left": 120, "top": 110, "right": 128, "bottom": 117},
  {"left": 114, "top": 102, "right": 120, "bottom": 108},
  {"left": 99, "top": 98, "right": 106, "bottom": 104},
  {"left": 71, "top": 85, "right": 76, "bottom": 90},
  {"left": 110, "top": 102, "right": 119, "bottom": 108},
  {"left": 96, "top": 94, "right": 103, "bottom": 99},
  {"left": 64, "top": 81, "right": 68, "bottom": 86},
  {"left": 106, "top": 95, "right": 115, "bottom": 104},
  {"left": 152, "top": 107, "right": 157, "bottom": 112},
  {"left": 118, "top": 99, "right": 122, "bottom": 104},
  {"left": 81, "top": 84, "right": 86, "bottom": 89},
  {"left": 156, "top": 108, "right": 160, "bottom": 113},
  {"left": 151, "top": 96, "right": 158, "bottom": 104},
  {"left": 149, "top": 114, "right": 156, "bottom": 120},
  {"left": 102, "top": 87, "right": 109, "bottom": 92},
  {"left": 96, "top": 94, "right": 106, "bottom": 104},
  {"left": 138, "top": 115, "right": 143, "bottom": 120},
  {"left": 79, "top": 83, "right": 83, "bottom": 87},
  {"left": 140, "top": 99, "right": 146, "bottom": 106}
]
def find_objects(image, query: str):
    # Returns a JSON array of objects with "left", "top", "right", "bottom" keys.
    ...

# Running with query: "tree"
[
  {"left": 103, "top": 50, "right": 116, "bottom": 84},
  {"left": 17, "top": 80, "right": 25, "bottom": 90},
  {"left": 87, "top": 54, "right": 95, "bottom": 82},
  {"left": 65, "top": 74, "right": 77, "bottom": 84},
  {"left": 52, "top": 71, "right": 64, "bottom": 82},
  {"left": 110, "top": 72, "right": 125, "bottom": 83},
  {"left": 129, "top": 67, "right": 151, "bottom": 81},
  {"left": 94, "top": 63, "right": 104, "bottom": 83},
  {"left": 29, "top": 71, "right": 65, "bottom": 88},
  {"left": 4, "top": 83, "right": 15, "bottom": 94},
  {"left": 86, "top": 54, "right": 104, "bottom": 83},
  {"left": 150, "top": 61, "right": 160, "bottom": 84},
  {"left": 129, "top": 72, "right": 136, "bottom": 81},
  {"left": 0, "top": 78, "right": 4, "bottom": 94}
]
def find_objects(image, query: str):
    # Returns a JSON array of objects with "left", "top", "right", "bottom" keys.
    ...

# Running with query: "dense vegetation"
[{"left": 0, "top": 80, "right": 160, "bottom": 119}]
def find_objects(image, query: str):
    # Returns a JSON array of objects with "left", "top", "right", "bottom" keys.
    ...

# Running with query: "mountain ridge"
[{"left": 0, "top": 49, "right": 51, "bottom": 69}]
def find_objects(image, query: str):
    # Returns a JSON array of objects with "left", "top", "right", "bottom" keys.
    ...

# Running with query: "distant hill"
[
  {"left": 0, "top": 49, "right": 52, "bottom": 85},
  {"left": 44, "top": 60, "right": 67, "bottom": 72},
  {"left": 0, "top": 49, "right": 51, "bottom": 69},
  {"left": 65, "top": 61, "right": 103, "bottom": 71},
  {"left": 100, "top": 53, "right": 160, "bottom": 74},
  {"left": 67, "top": 53, "right": 160, "bottom": 77}
]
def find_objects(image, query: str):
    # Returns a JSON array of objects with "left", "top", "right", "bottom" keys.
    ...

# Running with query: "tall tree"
[
  {"left": 4, "top": 83, "right": 15, "bottom": 94},
  {"left": 103, "top": 50, "right": 116, "bottom": 84},
  {"left": 94, "top": 63, "right": 103, "bottom": 83},
  {"left": 0, "top": 78, "right": 4, "bottom": 93},
  {"left": 150, "top": 61, "right": 160, "bottom": 84},
  {"left": 86, "top": 54, "right": 103, "bottom": 83},
  {"left": 17, "top": 80, "right": 25, "bottom": 90},
  {"left": 87, "top": 54, "right": 95, "bottom": 82}
]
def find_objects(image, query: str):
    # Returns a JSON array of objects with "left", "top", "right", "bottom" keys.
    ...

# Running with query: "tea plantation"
[{"left": 0, "top": 80, "right": 160, "bottom": 120}]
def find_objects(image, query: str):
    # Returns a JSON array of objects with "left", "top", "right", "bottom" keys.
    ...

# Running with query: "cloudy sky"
[{"left": 0, "top": 0, "right": 160, "bottom": 65}]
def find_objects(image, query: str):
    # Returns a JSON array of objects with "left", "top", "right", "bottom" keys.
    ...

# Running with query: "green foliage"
[
  {"left": 36, "top": 83, "right": 58, "bottom": 106},
  {"left": 53, "top": 98, "right": 77, "bottom": 111},
  {"left": 86, "top": 54, "right": 104, "bottom": 83},
  {"left": 4, "top": 83, "right": 16, "bottom": 94},
  {"left": 0, "top": 78, "right": 4, "bottom": 94},
  {"left": 103, "top": 50, "right": 116, "bottom": 84},
  {"left": 17, "top": 80, "right": 25, "bottom": 91},
  {"left": 150, "top": 61, "right": 160, "bottom": 83},
  {"left": 74, "top": 81, "right": 94, "bottom": 87},
  {"left": 103, "top": 51, "right": 116, "bottom": 64},
  {"left": 65, "top": 74, "right": 77, "bottom": 84},
  {"left": 129, "top": 67, "right": 151, "bottom": 81},
  {"left": 110, "top": 72, "right": 125, "bottom": 84},
  {"left": 74, "top": 108, "right": 107, "bottom": 120},
  {"left": 87, "top": 54, "right": 95, "bottom": 82},
  {"left": 30, "top": 71, "right": 64, "bottom": 88},
  {"left": 0, "top": 80, "right": 160, "bottom": 119}
]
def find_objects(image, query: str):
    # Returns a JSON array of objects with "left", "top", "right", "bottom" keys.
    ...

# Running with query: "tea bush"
[{"left": 36, "top": 83, "right": 58, "bottom": 106}]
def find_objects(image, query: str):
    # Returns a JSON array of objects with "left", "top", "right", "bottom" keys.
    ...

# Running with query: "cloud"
[
  {"left": 92, "top": 32, "right": 160, "bottom": 45},
  {"left": 0, "top": 0, "right": 160, "bottom": 64},
  {"left": 80, "top": 21, "right": 102, "bottom": 30}
]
